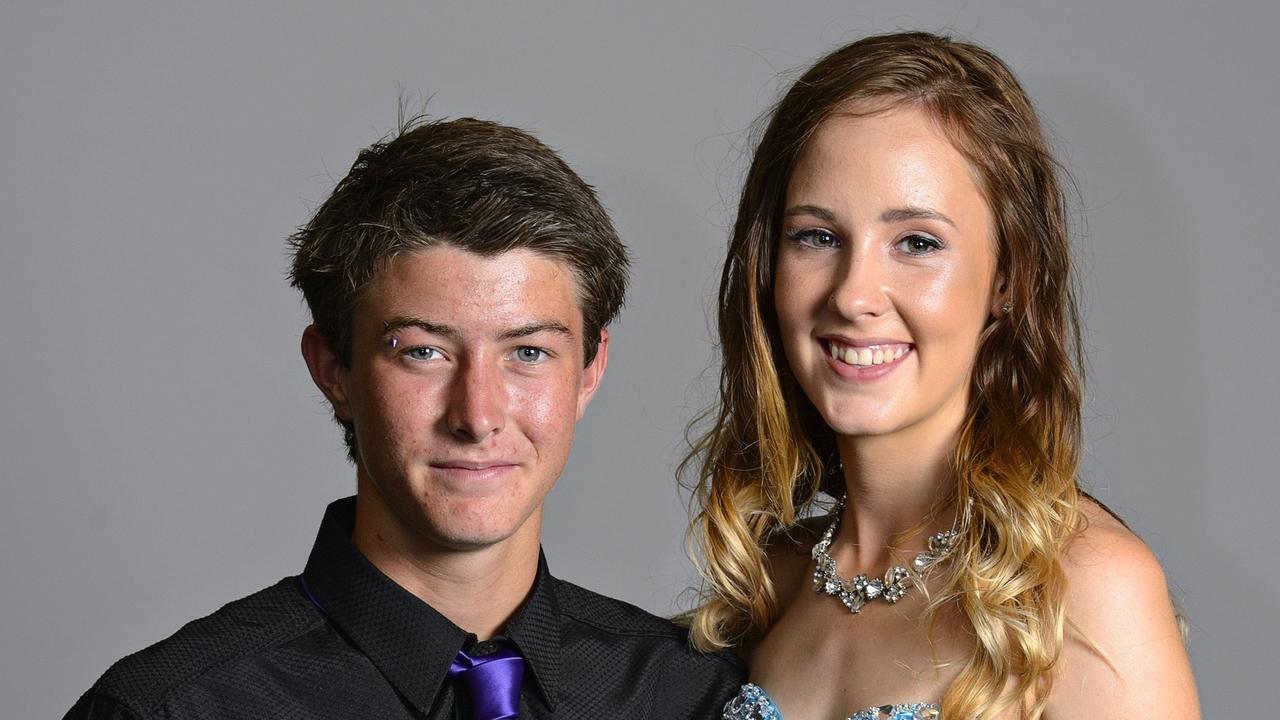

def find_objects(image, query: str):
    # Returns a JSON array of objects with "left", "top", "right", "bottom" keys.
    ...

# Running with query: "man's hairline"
[{"left": 328, "top": 241, "right": 603, "bottom": 367}]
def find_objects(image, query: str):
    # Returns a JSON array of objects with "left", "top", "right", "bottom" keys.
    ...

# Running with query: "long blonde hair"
[{"left": 684, "top": 32, "right": 1084, "bottom": 718}]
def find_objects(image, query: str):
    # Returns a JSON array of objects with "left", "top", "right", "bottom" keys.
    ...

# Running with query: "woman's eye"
[
  {"left": 406, "top": 346, "right": 441, "bottom": 361},
  {"left": 897, "top": 233, "right": 943, "bottom": 254},
  {"left": 790, "top": 228, "right": 840, "bottom": 249},
  {"left": 513, "top": 347, "right": 548, "bottom": 363}
]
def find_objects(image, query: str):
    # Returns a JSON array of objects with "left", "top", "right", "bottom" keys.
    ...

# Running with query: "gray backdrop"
[{"left": 3, "top": 1, "right": 1275, "bottom": 715}]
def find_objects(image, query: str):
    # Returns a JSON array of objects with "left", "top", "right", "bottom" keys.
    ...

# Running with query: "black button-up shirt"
[{"left": 65, "top": 497, "right": 744, "bottom": 719}]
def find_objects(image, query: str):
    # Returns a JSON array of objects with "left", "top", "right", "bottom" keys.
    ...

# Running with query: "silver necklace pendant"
[{"left": 811, "top": 494, "right": 959, "bottom": 614}]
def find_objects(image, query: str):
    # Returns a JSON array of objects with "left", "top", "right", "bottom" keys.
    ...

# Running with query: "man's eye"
[
  {"left": 789, "top": 228, "right": 840, "bottom": 249},
  {"left": 513, "top": 347, "right": 548, "bottom": 363},
  {"left": 897, "top": 233, "right": 943, "bottom": 254},
  {"left": 406, "top": 347, "right": 441, "bottom": 361}
]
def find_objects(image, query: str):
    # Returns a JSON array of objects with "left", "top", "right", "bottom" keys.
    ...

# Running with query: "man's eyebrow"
[
  {"left": 380, "top": 316, "right": 459, "bottom": 338},
  {"left": 498, "top": 321, "right": 574, "bottom": 342},
  {"left": 379, "top": 317, "right": 573, "bottom": 342},
  {"left": 880, "top": 206, "right": 957, "bottom": 229}
]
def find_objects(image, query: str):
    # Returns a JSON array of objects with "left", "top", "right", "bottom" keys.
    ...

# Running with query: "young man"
[{"left": 65, "top": 117, "right": 744, "bottom": 719}]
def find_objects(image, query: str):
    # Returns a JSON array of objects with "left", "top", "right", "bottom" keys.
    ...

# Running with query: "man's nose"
[{"left": 445, "top": 359, "right": 506, "bottom": 442}]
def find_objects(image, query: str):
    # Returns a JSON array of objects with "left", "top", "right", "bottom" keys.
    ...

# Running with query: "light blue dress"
[{"left": 723, "top": 683, "right": 940, "bottom": 720}]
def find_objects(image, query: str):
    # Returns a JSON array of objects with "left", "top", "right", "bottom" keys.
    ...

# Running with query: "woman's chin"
[{"left": 820, "top": 414, "right": 898, "bottom": 439}]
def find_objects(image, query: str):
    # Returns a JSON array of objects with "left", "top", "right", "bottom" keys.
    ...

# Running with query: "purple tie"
[{"left": 448, "top": 644, "right": 525, "bottom": 720}]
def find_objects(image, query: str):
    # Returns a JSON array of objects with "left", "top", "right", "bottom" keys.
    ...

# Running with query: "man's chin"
[
  {"left": 425, "top": 503, "right": 541, "bottom": 553},
  {"left": 428, "top": 525, "right": 524, "bottom": 553},
  {"left": 356, "top": 476, "right": 546, "bottom": 556}
]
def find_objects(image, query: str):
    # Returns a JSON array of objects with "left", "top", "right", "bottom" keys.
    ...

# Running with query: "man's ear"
[
  {"left": 301, "top": 325, "right": 353, "bottom": 421},
  {"left": 576, "top": 328, "right": 609, "bottom": 420}
]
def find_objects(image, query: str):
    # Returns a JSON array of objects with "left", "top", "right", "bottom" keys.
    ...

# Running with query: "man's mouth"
[{"left": 431, "top": 460, "right": 518, "bottom": 471}]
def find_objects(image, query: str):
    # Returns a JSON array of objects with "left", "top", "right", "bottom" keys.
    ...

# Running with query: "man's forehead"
[
  {"left": 361, "top": 246, "right": 585, "bottom": 336},
  {"left": 380, "top": 246, "right": 581, "bottom": 292}
]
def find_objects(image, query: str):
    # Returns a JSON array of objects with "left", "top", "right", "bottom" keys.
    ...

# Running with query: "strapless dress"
[{"left": 723, "top": 682, "right": 940, "bottom": 720}]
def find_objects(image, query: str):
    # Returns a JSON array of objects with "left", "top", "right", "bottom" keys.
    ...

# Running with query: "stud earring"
[{"left": 1001, "top": 300, "right": 1013, "bottom": 315}]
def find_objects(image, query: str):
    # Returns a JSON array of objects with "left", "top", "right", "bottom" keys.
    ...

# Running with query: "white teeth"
[{"left": 826, "top": 342, "right": 910, "bottom": 367}]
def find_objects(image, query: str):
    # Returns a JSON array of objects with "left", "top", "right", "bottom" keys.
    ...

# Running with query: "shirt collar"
[
  {"left": 301, "top": 497, "right": 561, "bottom": 713},
  {"left": 504, "top": 551, "right": 560, "bottom": 710}
]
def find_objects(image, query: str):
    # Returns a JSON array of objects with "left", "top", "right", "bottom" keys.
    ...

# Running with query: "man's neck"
[{"left": 352, "top": 491, "right": 542, "bottom": 641}]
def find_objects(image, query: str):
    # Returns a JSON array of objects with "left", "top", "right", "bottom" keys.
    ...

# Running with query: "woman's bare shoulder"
[
  {"left": 1065, "top": 499, "right": 1155, "bottom": 573},
  {"left": 1045, "top": 497, "right": 1200, "bottom": 717},
  {"left": 1060, "top": 499, "right": 1181, "bottom": 644}
]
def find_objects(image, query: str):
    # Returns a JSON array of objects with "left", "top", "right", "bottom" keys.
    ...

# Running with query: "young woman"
[{"left": 686, "top": 32, "right": 1198, "bottom": 718}]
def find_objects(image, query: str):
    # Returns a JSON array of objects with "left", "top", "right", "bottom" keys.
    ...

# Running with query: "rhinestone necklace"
[{"left": 811, "top": 494, "right": 959, "bottom": 614}]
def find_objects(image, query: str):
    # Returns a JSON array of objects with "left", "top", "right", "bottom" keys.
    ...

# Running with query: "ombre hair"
[{"left": 684, "top": 32, "right": 1084, "bottom": 718}]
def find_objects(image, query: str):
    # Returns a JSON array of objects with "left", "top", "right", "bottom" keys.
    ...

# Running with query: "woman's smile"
[
  {"left": 820, "top": 337, "right": 914, "bottom": 380},
  {"left": 774, "top": 104, "right": 1000, "bottom": 441}
]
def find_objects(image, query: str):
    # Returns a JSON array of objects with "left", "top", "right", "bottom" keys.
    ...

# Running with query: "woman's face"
[{"left": 774, "top": 105, "right": 1001, "bottom": 443}]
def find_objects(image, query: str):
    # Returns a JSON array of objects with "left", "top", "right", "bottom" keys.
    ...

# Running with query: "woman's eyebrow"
[
  {"left": 880, "top": 206, "right": 957, "bottom": 229},
  {"left": 783, "top": 204, "right": 838, "bottom": 223}
]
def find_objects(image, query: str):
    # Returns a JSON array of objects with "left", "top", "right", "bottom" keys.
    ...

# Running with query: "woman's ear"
[{"left": 991, "top": 274, "right": 1011, "bottom": 317}]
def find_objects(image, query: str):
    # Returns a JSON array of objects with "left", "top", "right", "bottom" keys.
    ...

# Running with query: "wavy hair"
[{"left": 684, "top": 32, "right": 1084, "bottom": 718}]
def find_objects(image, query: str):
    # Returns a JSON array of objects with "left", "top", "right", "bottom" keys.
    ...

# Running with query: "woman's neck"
[{"left": 832, "top": 423, "right": 959, "bottom": 570}]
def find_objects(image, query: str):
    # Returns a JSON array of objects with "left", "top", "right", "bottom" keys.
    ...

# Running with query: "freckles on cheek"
[
  {"left": 512, "top": 373, "right": 580, "bottom": 436},
  {"left": 519, "top": 386, "right": 561, "bottom": 427},
  {"left": 369, "top": 382, "right": 431, "bottom": 435},
  {"left": 775, "top": 257, "right": 828, "bottom": 317}
]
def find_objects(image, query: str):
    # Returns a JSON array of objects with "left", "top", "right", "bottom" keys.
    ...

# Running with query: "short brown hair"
[{"left": 289, "top": 115, "right": 629, "bottom": 454}]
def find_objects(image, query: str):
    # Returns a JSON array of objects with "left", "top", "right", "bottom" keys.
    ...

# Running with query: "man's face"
[{"left": 311, "top": 245, "right": 607, "bottom": 553}]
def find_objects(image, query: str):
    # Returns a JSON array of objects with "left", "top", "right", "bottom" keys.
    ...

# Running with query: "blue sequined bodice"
[{"left": 723, "top": 683, "right": 940, "bottom": 720}]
